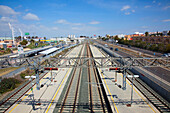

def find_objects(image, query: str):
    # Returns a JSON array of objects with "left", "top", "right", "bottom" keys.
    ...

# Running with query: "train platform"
[
  {"left": 5, "top": 45, "right": 82, "bottom": 113},
  {"left": 90, "top": 45, "right": 159, "bottom": 113}
]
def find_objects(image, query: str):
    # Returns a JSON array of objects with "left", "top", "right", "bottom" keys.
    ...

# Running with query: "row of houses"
[{"left": 116, "top": 31, "right": 170, "bottom": 45}]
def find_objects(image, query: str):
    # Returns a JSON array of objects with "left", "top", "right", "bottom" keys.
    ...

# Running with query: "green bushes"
[
  {"left": 20, "top": 69, "right": 34, "bottom": 79},
  {"left": 27, "top": 42, "right": 49, "bottom": 49},
  {"left": 0, "top": 78, "right": 21, "bottom": 94},
  {"left": 20, "top": 40, "right": 28, "bottom": 45},
  {"left": 118, "top": 39, "right": 169, "bottom": 53},
  {"left": 20, "top": 73, "right": 26, "bottom": 79},
  {"left": 0, "top": 48, "right": 12, "bottom": 55}
]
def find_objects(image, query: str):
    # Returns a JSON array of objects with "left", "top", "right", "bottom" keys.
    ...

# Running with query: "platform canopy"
[{"left": 39, "top": 47, "right": 59, "bottom": 55}]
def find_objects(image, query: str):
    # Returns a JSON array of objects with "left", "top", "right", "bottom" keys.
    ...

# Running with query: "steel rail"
[
  {"left": 0, "top": 72, "right": 48, "bottom": 113},
  {"left": 59, "top": 45, "right": 84, "bottom": 113},
  {"left": 87, "top": 43, "right": 107, "bottom": 113}
]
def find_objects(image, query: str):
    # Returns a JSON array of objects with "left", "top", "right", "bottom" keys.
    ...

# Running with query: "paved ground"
[
  {"left": 6, "top": 45, "right": 82, "bottom": 113},
  {"left": 90, "top": 45, "right": 159, "bottom": 113}
]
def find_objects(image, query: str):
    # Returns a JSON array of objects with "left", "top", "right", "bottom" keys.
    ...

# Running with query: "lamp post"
[
  {"left": 127, "top": 75, "right": 139, "bottom": 106},
  {"left": 25, "top": 75, "right": 36, "bottom": 110}
]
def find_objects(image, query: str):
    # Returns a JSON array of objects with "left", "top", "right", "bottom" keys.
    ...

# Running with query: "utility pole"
[{"left": 8, "top": 23, "right": 15, "bottom": 46}]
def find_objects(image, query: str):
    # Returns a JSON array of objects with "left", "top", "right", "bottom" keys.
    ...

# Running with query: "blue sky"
[{"left": 0, "top": 0, "right": 170, "bottom": 38}]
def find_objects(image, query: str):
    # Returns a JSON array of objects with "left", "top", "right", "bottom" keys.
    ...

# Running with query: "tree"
[
  {"left": 114, "top": 35, "right": 119, "bottom": 40},
  {"left": 165, "top": 44, "right": 170, "bottom": 53},
  {"left": 145, "top": 31, "right": 149, "bottom": 36},
  {"left": 156, "top": 31, "right": 159, "bottom": 36},
  {"left": 20, "top": 40, "right": 28, "bottom": 45},
  {"left": 160, "top": 33, "right": 163, "bottom": 36},
  {"left": 30, "top": 39, "right": 35, "bottom": 43}
]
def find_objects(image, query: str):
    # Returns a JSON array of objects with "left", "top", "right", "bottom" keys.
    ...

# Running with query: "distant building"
[
  {"left": 131, "top": 32, "right": 144, "bottom": 37},
  {"left": 124, "top": 35, "right": 132, "bottom": 40},
  {"left": 0, "top": 37, "right": 20, "bottom": 48},
  {"left": 0, "top": 39, "right": 13, "bottom": 48},
  {"left": 163, "top": 31, "right": 168, "bottom": 36},
  {"left": 117, "top": 34, "right": 125, "bottom": 38},
  {"left": 0, "top": 37, "right": 13, "bottom": 40}
]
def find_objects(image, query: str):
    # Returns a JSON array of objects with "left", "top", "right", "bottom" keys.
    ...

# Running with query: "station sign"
[
  {"left": 25, "top": 32, "right": 30, "bottom": 35},
  {"left": 18, "top": 45, "right": 24, "bottom": 54}
]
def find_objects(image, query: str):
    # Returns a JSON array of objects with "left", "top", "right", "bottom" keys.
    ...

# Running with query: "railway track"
[
  {"left": 87, "top": 43, "right": 109, "bottom": 112},
  {"left": 0, "top": 71, "right": 48, "bottom": 113},
  {"left": 127, "top": 70, "right": 170, "bottom": 113},
  {"left": 53, "top": 43, "right": 111, "bottom": 113},
  {"left": 0, "top": 45, "right": 76, "bottom": 113},
  {"left": 97, "top": 45, "right": 170, "bottom": 113}
]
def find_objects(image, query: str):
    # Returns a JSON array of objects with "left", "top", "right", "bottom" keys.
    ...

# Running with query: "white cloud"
[
  {"left": 55, "top": 19, "right": 83, "bottom": 26},
  {"left": 25, "top": 9, "right": 30, "bottom": 12},
  {"left": 163, "top": 6, "right": 170, "bottom": 10},
  {"left": 0, "top": 5, "right": 19, "bottom": 15},
  {"left": 125, "top": 12, "right": 130, "bottom": 15},
  {"left": 162, "top": 19, "right": 170, "bottom": 22},
  {"left": 56, "top": 19, "right": 69, "bottom": 24},
  {"left": 152, "top": 1, "right": 156, "bottom": 3},
  {"left": 121, "top": 5, "right": 130, "bottom": 11},
  {"left": 52, "top": 27, "right": 58, "bottom": 30},
  {"left": 144, "top": 5, "right": 151, "bottom": 8},
  {"left": 72, "top": 23, "right": 82, "bottom": 26},
  {"left": 0, "top": 17, "right": 17, "bottom": 22},
  {"left": 141, "top": 26, "right": 148, "bottom": 29},
  {"left": 131, "top": 10, "right": 135, "bottom": 13},
  {"left": 71, "top": 27, "right": 80, "bottom": 30},
  {"left": 23, "top": 13, "right": 40, "bottom": 21},
  {"left": 89, "top": 21, "right": 100, "bottom": 24},
  {"left": 158, "top": 3, "right": 161, "bottom": 6}
]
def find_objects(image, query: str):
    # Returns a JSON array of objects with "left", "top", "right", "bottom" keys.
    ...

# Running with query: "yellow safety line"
[
  {"left": 91, "top": 46, "right": 118, "bottom": 113},
  {"left": 99, "top": 68, "right": 119, "bottom": 113},
  {"left": 46, "top": 45, "right": 81, "bottom": 113},
  {"left": 95, "top": 46, "right": 155, "bottom": 113},
  {"left": 9, "top": 73, "right": 50, "bottom": 113},
  {"left": 119, "top": 73, "right": 156, "bottom": 113},
  {"left": 45, "top": 68, "right": 71, "bottom": 113},
  {"left": 9, "top": 45, "right": 81, "bottom": 113}
]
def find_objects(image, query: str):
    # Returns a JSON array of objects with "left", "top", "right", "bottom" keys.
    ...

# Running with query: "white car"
[{"left": 162, "top": 53, "right": 170, "bottom": 57}]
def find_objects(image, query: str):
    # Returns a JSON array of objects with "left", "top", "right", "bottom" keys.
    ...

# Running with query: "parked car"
[
  {"left": 162, "top": 53, "right": 170, "bottom": 57},
  {"left": 115, "top": 48, "right": 118, "bottom": 51},
  {"left": 104, "top": 44, "right": 108, "bottom": 48}
]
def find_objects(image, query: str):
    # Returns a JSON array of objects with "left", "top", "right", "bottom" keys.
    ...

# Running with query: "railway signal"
[
  {"left": 109, "top": 67, "right": 121, "bottom": 82},
  {"left": 44, "top": 67, "right": 58, "bottom": 70},
  {"left": 44, "top": 67, "right": 58, "bottom": 82},
  {"left": 109, "top": 67, "right": 120, "bottom": 71}
]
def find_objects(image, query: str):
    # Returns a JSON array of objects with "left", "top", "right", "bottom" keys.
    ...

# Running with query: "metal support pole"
[
  {"left": 122, "top": 69, "right": 126, "bottom": 90},
  {"left": 31, "top": 82, "right": 35, "bottom": 110},
  {"left": 115, "top": 71, "right": 117, "bottom": 82},
  {"left": 35, "top": 69, "right": 40, "bottom": 90},
  {"left": 130, "top": 77, "right": 134, "bottom": 105},
  {"left": 50, "top": 68, "right": 53, "bottom": 82},
  {"left": 25, "top": 76, "right": 36, "bottom": 110}
]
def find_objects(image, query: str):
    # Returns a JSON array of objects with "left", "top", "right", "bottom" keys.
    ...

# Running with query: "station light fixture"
[{"left": 44, "top": 67, "right": 58, "bottom": 70}]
